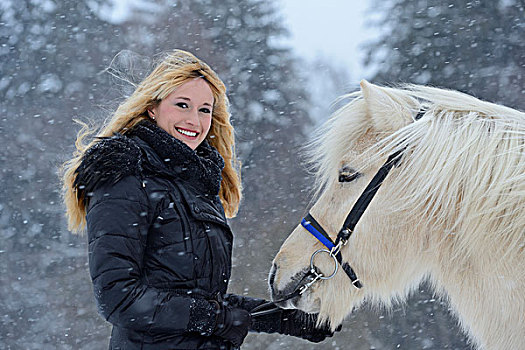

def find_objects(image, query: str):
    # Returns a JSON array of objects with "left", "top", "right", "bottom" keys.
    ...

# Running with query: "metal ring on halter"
[{"left": 310, "top": 249, "right": 338, "bottom": 280}]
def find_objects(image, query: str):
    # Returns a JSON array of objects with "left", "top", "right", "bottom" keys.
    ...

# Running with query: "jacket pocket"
[{"left": 149, "top": 204, "right": 186, "bottom": 247}]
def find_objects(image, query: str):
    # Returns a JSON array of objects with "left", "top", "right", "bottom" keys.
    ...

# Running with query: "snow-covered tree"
[{"left": 364, "top": 0, "right": 525, "bottom": 110}]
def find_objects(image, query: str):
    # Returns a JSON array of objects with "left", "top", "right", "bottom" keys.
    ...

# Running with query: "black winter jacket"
[{"left": 75, "top": 121, "right": 265, "bottom": 349}]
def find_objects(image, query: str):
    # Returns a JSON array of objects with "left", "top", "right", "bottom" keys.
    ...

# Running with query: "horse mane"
[{"left": 308, "top": 84, "right": 525, "bottom": 261}]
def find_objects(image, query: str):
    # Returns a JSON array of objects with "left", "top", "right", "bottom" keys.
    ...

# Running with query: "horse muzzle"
[{"left": 269, "top": 263, "right": 315, "bottom": 308}]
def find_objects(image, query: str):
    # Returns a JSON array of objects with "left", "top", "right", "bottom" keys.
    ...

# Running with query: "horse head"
[
  {"left": 269, "top": 80, "right": 525, "bottom": 349},
  {"left": 269, "top": 80, "right": 423, "bottom": 325}
]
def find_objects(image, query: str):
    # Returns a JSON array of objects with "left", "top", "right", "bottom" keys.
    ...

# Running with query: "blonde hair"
[{"left": 61, "top": 50, "right": 242, "bottom": 233}]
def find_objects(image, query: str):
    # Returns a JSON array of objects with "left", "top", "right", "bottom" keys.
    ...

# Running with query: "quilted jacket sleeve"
[{"left": 86, "top": 175, "right": 217, "bottom": 335}]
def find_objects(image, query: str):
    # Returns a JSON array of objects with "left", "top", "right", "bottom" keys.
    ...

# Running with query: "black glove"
[
  {"left": 250, "top": 305, "right": 338, "bottom": 343},
  {"left": 279, "top": 309, "right": 336, "bottom": 342},
  {"left": 212, "top": 301, "right": 252, "bottom": 347}
]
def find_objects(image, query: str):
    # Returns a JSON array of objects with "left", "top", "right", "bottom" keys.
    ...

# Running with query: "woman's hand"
[
  {"left": 278, "top": 309, "right": 339, "bottom": 342},
  {"left": 223, "top": 294, "right": 340, "bottom": 343},
  {"left": 249, "top": 302, "right": 340, "bottom": 343},
  {"left": 212, "top": 302, "right": 252, "bottom": 347}
]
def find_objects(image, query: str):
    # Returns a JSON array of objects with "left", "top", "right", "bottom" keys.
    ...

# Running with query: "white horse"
[{"left": 269, "top": 80, "right": 525, "bottom": 349}]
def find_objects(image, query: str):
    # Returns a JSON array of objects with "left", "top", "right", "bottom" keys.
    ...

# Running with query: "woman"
[{"left": 61, "top": 50, "right": 335, "bottom": 349}]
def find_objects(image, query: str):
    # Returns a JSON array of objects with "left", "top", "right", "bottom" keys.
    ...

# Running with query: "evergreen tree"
[
  {"left": 364, "top": 0, "right": 525, "bottom": 110},
  {"left": 0, "top": 0, "right": 131, "bottom": 248}
]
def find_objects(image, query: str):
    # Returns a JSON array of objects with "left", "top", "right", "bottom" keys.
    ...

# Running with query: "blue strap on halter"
[{"left": 301, "top": 217, "right": 335, "bottom": 250}]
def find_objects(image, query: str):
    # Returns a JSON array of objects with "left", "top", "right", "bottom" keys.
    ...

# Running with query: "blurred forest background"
[{"left": 0, "top": 0, "right": 523, "bottom": 349}]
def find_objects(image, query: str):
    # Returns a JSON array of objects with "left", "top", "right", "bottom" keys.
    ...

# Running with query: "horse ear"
[{"left": 360, "top": 80, "right": 416, "bottom": 133}]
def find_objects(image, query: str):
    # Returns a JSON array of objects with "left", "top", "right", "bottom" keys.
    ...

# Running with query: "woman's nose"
[{"left": 186, "top": 110, "right": 199, "bottom": 126}]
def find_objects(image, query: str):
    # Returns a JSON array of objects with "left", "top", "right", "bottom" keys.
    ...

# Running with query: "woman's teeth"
[{"left": 176, "top": 128, "right": 197, "bottom": 137}]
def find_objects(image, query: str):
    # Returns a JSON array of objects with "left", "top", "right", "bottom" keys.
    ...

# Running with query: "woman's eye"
[
  {"left": 176, "top": 102, "right": 188, "bottom": 109},
  {"left": 199, "top": 108, "right": 211, "bottom": 114}
]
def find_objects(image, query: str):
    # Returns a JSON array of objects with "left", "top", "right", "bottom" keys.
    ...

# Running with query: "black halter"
[
  {"left": 302, "top": 148, "right": 405, "bottom": 288},
  {"left": 251, "top": 149, "right": 404, "bottom": 317},
  {"left": 251, "top": 111, "right": 424, "bottom": 317},
  {"left": 297, "top": 111, "right": 425, "bottom": 294}
]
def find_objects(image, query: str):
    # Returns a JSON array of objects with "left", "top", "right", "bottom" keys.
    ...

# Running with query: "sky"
[{"left": 278, "top": 0, "right": 379, "bottom": 80}]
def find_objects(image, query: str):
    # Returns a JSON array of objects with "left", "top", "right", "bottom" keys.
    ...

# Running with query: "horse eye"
[{"left": 338, "top": 166, "right": 362, "bottom": 183}]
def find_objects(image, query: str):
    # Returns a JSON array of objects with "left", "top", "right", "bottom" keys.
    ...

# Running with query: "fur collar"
[{"left": 74, "top": 120, "right": 224, "bottom": 200}]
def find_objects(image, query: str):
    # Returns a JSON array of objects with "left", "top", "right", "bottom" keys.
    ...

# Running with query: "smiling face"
[{"left": 148, "top": 78, "right": 214, "bottom": 150}]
